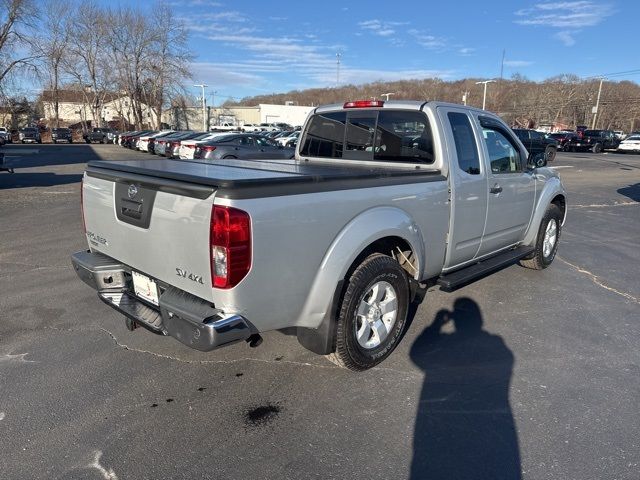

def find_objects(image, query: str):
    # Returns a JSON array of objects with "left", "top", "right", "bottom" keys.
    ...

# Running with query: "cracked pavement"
[{"left": 1, "top": 145, "right": 639, "bottom": 479}]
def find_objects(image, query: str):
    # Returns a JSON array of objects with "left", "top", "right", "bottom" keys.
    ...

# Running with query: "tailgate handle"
[{"left": 120, "top": 198, "right": 143, "bottom": 219}]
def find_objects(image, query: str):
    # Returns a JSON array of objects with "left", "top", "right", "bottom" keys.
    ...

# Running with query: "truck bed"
[{"left": 87, "top": 158, "right": 444, "bottom": 199}]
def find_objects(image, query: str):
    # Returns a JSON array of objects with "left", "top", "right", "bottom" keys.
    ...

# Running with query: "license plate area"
[{"left": 132, "top": 271, "right": 159, "bottom": 306}]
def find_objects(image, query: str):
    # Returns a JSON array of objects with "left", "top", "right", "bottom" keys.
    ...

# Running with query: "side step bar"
[{"left": 437, "top": 246, "right": 535, "bottom": 292}]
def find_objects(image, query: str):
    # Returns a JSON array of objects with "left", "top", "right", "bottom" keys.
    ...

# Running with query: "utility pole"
[
  {"left": 591, "top": 78, "right": 604, "bottom": 129},
  {"left": 380, "top": 92, "right": 395, "bottom": 101},
  {"left": 336, "top": 53, "right": 341, "bottom": 87},
  {"left": 475, "top": 80, "right": 496, "bottom": 110},
  {"left": 194, "top": 83, "right": 208, "bottom": 131},
  {"left": 462, "top": 91, "right": 469, "bottom": 106}
]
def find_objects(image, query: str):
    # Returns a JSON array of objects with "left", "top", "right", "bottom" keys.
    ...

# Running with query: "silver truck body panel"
[{"left": 78, "top": 100, "right": 566, "bottom": 345}]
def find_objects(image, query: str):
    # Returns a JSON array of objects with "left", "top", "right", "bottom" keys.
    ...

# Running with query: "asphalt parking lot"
[{"left": 1, "top": 144, "right": 639, "bottom": 479}]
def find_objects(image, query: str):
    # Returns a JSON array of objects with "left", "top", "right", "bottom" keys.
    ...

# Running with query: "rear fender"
[
  {"left": 296, "top": 206, "right": 425, "bottom": 332},
  {"left": 522, "top": 175, "right": 567, "bottom": 246}
]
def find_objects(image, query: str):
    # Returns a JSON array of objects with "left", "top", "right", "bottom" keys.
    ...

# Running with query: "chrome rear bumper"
[{"left": 71, "top": 250, "right": 252, "bottom": 351}]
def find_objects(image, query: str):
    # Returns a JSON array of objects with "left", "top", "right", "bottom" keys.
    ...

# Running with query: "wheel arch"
[
  {"left": 296, "top": 207, "right": 425, "bottom": 355},
  {"left": 522, "top": 178, "right": 567, "bottom": 246}
]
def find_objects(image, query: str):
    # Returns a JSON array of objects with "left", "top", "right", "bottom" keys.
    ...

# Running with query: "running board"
[{"left": 437, "top": 246, "right": 535, "bottom": 292}]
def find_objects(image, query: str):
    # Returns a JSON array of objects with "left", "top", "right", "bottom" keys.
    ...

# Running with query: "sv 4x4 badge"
[{"left": 176, "top": 268, "right": 204, "bottom": 284}]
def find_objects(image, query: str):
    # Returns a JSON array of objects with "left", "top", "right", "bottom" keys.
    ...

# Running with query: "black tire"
[
  {"left": 21, "top": 140, "right": 25, "bottom": 144},
  {"left": 327, "top": 253, "right": 409, "bottom": 371},
  {"left": 520, "top": 204, "right": 562, "bottom": 270},
  {"left": 592, "top": 143, "right": 603, "bottom": 153},
  {"left": 223, "top": 155, "right": 237, "bottom": 159},
  {"left": 545, "top": 146, "right": 557, "bottom": 162}
]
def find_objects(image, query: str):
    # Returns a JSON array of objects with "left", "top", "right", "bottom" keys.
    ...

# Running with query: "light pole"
[
  {"left": 475, "top": 79, "right": 496, "bottom": 110},
  {"left": 194, "top": 83, "right": 208, "bottom": 131},
  {"left": 336, "top": 53, "right": 341, "bottom": 87},
  {"left": 591, "top": 78, "right": 604, "bottom": 129},
  {"left": 380, "top": 92, "right": 395, "bottom": 101}
]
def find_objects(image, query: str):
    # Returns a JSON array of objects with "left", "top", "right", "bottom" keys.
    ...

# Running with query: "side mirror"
[{"left": 528, "top": 152, "right": 547, "bottom": 169}]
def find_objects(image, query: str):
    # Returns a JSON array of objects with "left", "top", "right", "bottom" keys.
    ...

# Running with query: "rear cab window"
[{"left": 300, "top": 109, "right": 435, "bottom": 164}]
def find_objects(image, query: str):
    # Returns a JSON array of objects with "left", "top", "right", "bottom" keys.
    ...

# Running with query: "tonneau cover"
[{"left": 87, "top": 158, "right": 444, "bottom": 199}]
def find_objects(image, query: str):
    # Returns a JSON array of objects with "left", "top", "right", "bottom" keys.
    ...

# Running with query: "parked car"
[
  {"left": 210, "top": 122, "right": 238, "bottom": 132},
  {"left": 178, "top": 132, "right": 229, "bottom": 160},
  {"left": 0, "top": 127, "right": 11, "bottom": 144},
  {"left": 512, "top": 128, "right": 558, "bottom": 162},
  {"left": 548, "top": 132, "right": 577, "bottom": 151},
  {"left": 193, "top": 133, "right": 295, "bottom": 160},
  {"left": 72, "top": 99, "right": 566, "bottom": 371},
  {"left": 121, "top": 130, "right": 153, "bottom": 149},
  {"left": 276, "top": 131, "right": 300, "bottom": 146},
  {"left": 616, "top": 134, "right": 640, "bottom": 154},
  {"left": 240, "top": 123, "right": 262, "bottom": 132},
  {"left": 155, "top": 131, "right": 195, "bottom": 156},
  {"left": 165, "top": 132, "right": 207, "bottom": 159},
  {"left": 613, "top": 130, "right": 625, "bottom": 139},
  {"left": 51, "top": 127, "right": 73, "bottom": 143},
  {"left": 83, "top": 127, "right": 113, "bottom": 144},
  {"left": 18, "top": 127, "right": 41, "bottom": 144},
  {"left": 138, "top": 130, "right": 172, "bottom": 153},
  {"left": 566, "top": 129, "right": 620, "bottom": 153}
]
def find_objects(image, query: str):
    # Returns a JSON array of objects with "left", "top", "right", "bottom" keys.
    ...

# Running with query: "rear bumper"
[{"left": 71, "top": 250, "right": 253, "bottom": 351}]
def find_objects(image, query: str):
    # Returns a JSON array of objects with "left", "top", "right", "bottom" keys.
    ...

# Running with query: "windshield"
[{"left": 624, "top": 135, "right": 640, "bottom": 141}]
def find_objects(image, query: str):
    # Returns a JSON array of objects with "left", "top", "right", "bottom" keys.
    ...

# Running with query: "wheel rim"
[
  {"left": 543, "top": 219, "right": 558, "bottom": 258},
  {"left": 354, "top": 281, "right": 398, "bottom": 349}
]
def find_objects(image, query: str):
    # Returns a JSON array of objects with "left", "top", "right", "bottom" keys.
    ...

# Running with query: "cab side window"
[
  {"left": 448, "top": 112, "right": 480, "bottom": 175},
  {"left": 482, "top": 128, "right": 522, "bottom": 174}
]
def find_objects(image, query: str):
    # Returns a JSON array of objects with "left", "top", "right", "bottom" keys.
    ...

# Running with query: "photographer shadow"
[{"left": 409, "top": 297, "right": 521, "bottom": 479}]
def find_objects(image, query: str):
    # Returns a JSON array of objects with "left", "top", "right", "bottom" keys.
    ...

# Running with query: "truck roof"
[{"left": 314, "top": 100, "right": 486, "bottom": 115}]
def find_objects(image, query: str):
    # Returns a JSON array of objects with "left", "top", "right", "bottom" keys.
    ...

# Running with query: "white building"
[
  {"left": 40, "top": 89, "right": 158, "bottom": 127},
  {"left": 164, "top": 103, "right": 314, "bottom": 130}
]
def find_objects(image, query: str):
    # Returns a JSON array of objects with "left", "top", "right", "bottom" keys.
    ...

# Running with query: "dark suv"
[
  {"left": 51, "top": 127, "right": 73, "bottom": 143},
  {"left": 512, "top": 129, "right": 558, "bottom": 162},
  {"left": 566, "top": 129, "right": 620, "bottom": 153},
  {"left": 83, "top": 127, "right": 113, "bottom": 144}
]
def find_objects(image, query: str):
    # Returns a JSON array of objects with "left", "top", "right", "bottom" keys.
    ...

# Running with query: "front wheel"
[
  {"left": 520, "top": 204, "right": 562, "bottom": 270},
  {"left": 592, "top": 143, "right": 603, "bottom": 153},
  {"left": 327, "top": 253, "right": 409, "bottom": 371}
]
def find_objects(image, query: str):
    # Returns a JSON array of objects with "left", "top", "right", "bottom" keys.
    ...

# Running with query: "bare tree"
[
  {"left": 0, "top": 0, "right": 39, "bottom": 86},
  {"left": 65, "top": 1, "right": 112, "bottom": 129},
  {"left": 34, "top": 0, "right": 72, "bottom": 127}
]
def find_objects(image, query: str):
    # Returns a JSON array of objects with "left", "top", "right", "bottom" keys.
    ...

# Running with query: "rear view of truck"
[{"left": 73, "top": 160, "right": 256, "bottom": 351}]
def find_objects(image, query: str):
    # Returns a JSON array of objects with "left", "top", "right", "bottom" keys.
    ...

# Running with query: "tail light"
[
  {"left": 171, "top": 141, "right": 180, "bottom": 148},
  {"left": 344, "top": 100, "right": 384, "bottom": 108},
  {"left": 80, "top": 178, "right": 86, "bottom": 234},
  {"left": 202, "top": 145, "right": 216, "bottom": 152},
  {"left": 210, "top": 205, "right": 251, "bottom": 289}
]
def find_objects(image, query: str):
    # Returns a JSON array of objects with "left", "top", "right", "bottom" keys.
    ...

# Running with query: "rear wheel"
[
  {"left": 520, "top": 204, "right": 562, "bottom": 270},
  {"left": 223, "top": 155, "right": 237, "bottom": 159},
  {"left": 326, "top": 253, "right": 409, "bottom": 371},
  {"left": 545, "top": 146, "right": 556, "bottom": 162},
  {"left": 592, "top": 143, "right": 603, "bottom": 153}
]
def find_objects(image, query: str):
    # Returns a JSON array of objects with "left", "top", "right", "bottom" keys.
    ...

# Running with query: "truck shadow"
[
  {"left": 0, "top": 172, "right": 82, "bottom": 189},
  {"left": 0, "top": 144, "right": 106, "bottom": 169},
  {"left": 409, "top": 297, "right": 521, "bottom": 479},
  {"left": 617, "top": 183, "right": 640, "bottom": 202}
]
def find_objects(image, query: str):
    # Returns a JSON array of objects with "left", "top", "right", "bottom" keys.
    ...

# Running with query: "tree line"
[
  {"left": 0, "top": 0, "right": 192, "bottom": 129},
  {"left": 227, "top": 74, "right": 640, "bottom": 132}
]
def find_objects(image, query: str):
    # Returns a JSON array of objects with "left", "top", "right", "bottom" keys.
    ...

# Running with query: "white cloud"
[
  {"left": 458, "top": 47, "right": 475, "bottom": 56},
  {"left": 408, "top": 29, "right": 447, "bottom": 50},
  {"left": 311, "top": 68, "right": 455, "bottom": 86},
  {"left": 515, "top": 1, "right": 613, "bottom": 28},
  {"left": 503, "top": 60, "right": 534, "bottom": 67},
  {"left": 554, "top": 30, "right": 577, "bottom": 46},
  {"left": 358, "top": 19, "right": 409, "bottom": 39}
]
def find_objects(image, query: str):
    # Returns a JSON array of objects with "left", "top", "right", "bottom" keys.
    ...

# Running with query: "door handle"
[{"left": 490, "top": 184, "right": 503, "bottom": 194}]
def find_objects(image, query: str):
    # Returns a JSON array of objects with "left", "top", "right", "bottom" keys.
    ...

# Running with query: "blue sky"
[{"left": 131, "top": 1, "right": 636, "bottom": 102}]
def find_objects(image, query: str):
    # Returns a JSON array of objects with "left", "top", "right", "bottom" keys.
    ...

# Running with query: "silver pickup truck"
[{"left": 72, "top": 100, "right": 566, "bottom": 371}]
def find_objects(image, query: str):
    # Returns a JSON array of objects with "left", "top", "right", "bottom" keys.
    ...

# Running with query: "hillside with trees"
[{"left": 226, "top": 75, "right": 640, "bottom": 132}]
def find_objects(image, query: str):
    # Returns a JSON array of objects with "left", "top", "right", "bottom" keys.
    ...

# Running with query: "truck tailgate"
[{"left": 82, "top": 167, "right": 216, "bottom": 302}]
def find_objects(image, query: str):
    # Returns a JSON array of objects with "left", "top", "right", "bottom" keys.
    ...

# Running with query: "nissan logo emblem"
[{"left": 127, "top": 184, "right": 138, "bottom": 199}]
